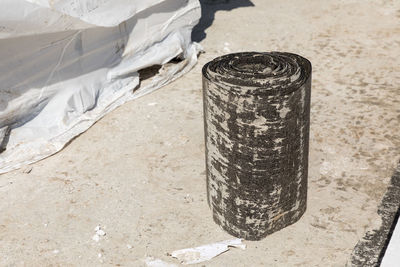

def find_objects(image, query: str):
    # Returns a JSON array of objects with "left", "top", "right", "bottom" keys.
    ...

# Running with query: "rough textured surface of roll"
[{"left": 202, "top": 52, "right": 312, "bottom": 240}]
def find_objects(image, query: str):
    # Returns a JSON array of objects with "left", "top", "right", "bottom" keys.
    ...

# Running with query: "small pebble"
[{"left": 23, "top": 166, "right": 33, "bottom": 174}]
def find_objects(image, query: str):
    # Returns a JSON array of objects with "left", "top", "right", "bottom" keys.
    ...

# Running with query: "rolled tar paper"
[{"left": 202, "top": 52, "right": 312, "bottom": 240}]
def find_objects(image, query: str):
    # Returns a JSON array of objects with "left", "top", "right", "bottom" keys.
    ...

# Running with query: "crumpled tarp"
[{"left": 0, "top": 0, "right": 201, "bottom": 173}]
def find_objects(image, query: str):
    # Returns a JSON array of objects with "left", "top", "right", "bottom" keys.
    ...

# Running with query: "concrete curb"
[{"left": 348, "top": 161, "right": 400, "bottom": 266}]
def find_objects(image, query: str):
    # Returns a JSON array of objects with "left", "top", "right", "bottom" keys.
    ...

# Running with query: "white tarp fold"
[{"left": 0, "top": 0, "right": 201, "bottom": 173}]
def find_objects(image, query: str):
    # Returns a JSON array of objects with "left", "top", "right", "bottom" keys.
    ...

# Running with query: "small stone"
[
  {"left": 184, "top": 194, "right": 194, "bottom": 203},
  {"left": 127, "top": 244, "right": 133, "bottom": 249},
  {"left": 23, "top": 166, "right": 33, "bottom": 174}
]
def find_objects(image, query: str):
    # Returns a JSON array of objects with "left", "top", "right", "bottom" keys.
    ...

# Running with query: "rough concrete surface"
[{"left": 1, "top": 0, "right": 400, "bottom": 266}]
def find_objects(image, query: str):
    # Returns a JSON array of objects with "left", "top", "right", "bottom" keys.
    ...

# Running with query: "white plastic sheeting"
[{"left": 0, "top": 0, "right": 201, "bottom": 173}]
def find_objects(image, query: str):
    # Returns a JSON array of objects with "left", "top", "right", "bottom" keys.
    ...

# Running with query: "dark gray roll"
[{"left": 202, "top": 52, "right": 312, "bottom": 240}]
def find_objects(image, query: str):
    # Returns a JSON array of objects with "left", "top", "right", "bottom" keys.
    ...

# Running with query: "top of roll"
[{"left": 202, "top": 52, "right": 312, "bottom": 96}]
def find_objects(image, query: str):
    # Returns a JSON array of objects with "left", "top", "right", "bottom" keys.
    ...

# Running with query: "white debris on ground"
[
  {"left": 170, "top": 239, "right": 246, "bottom": 265},
  {"left": 92, "top": 235, "right": 100, "bottom": 242},
  {"left": 223, "top": 42, "right": 231, "bottom": 53},
  {"left": 95, "top": 225, "right": 106, "bottom": 235},
  {"left": 145, "top": 257, "right": 177, "bottom": 267},
  {"left": 92, "top": 225, "right": 106, "bottom": 242}
]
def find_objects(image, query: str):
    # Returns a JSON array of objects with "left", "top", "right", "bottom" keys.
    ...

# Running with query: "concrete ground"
[{"left": 1, "top": 0, "right": 400, "bottom": 266}]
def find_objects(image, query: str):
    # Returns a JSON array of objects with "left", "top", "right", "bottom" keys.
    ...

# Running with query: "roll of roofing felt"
[{"left": 202, "top": 52, "right": 312, "bottom": 240}]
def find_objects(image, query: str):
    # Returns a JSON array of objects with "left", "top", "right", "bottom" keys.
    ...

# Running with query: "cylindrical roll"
[{"left": 202, "top": 52, "right": 312, "bottom": 240}]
